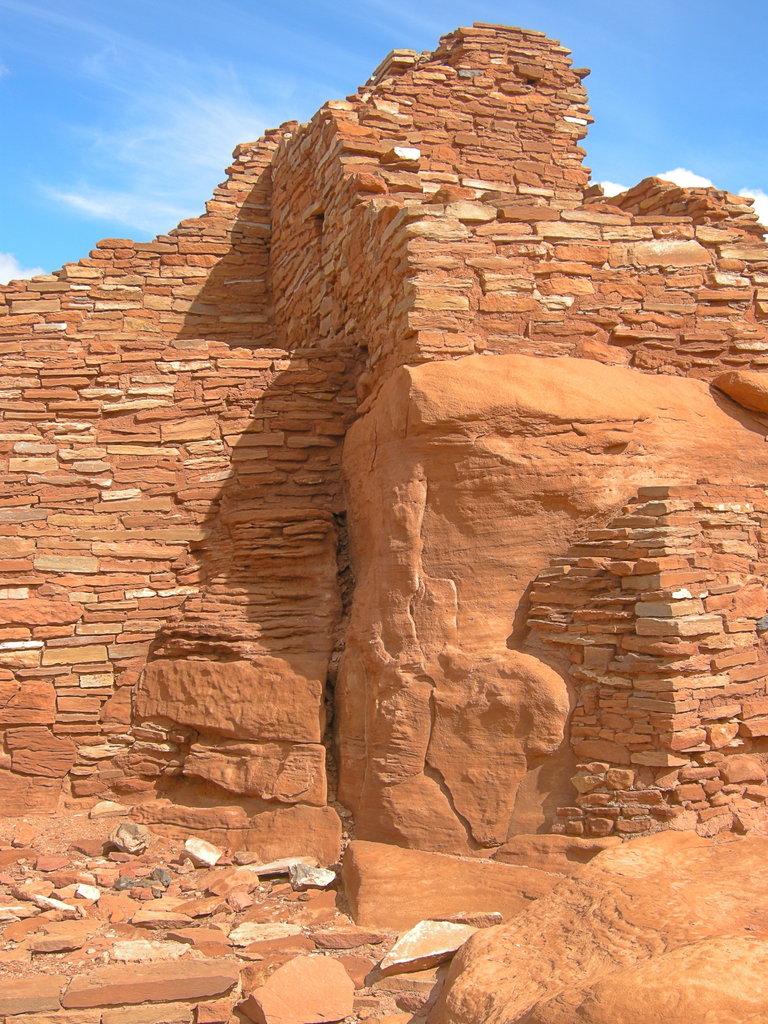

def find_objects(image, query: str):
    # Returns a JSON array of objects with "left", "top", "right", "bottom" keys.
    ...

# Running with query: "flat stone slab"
[
  {"left": 0, "top": 975, "right": 65, "bottom": 1014},
  {"left": 240, "top": 954, "right": 354, "bottom": 1024},
  {"left": 379, "top": 920, "right": 476, "bottom": 975},
  {"left": 61, "top": 960, "right": 240, "bottom": 1008}
]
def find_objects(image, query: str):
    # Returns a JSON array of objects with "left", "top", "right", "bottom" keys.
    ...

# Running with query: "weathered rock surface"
[
  {"left": 239, "top": 954, "right": 355, "bottom": 1024},
  {"left": 342, "top": 841, "right": 559, "bottom": 930},
  {"left": 184, "top": 739, "right": 327, "bottom": 805},
  {"left": 714, "top": 369, "right": 768, "bottom": 414},
  {"left": 135, "top": 657, "right": 324, "bottom": 742},
  {"left": 61, "top": 960, "right": 240, "bottom": 1008},
  {"left": 430, "top": 831, "right": 768, "bottom": 1023},
  {"left": 493, "top": 834, "right": 621, "bottom": 874},
  {"left": 338, "top": 353, "right": 768, "bottom": 849},
  {"left": 136, "top": 801, "right": 342, "bottom": 864}
]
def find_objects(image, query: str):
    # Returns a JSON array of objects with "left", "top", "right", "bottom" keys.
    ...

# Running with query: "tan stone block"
[
  {"left": 41, "top": 643, "right": 108, "bottom": 665},
  {"left": 34, "top": 553, "right": 99, "bottom": 573}
]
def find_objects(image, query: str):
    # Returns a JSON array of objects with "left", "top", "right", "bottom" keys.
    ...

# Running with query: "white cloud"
[
  {"left": 28, "top": 10, "right": 273, "bottom": 238},
  {"left": 739, "top": 188, "right": 768, "bottom": 228},
  {"left": 46, "top": 188, "right": 194, "bottom": 235},
  {"left": 597, "top": 180, "right": 629, "bottom": 197},
  {"left": 657, "top": 167, "right": 714, "bottom": 189},
  {"left": 48, "top": 87, "right": 269, "bottom": 235},
  {"left": 0, "top": 252, "right": 46, "bottom": 284}
]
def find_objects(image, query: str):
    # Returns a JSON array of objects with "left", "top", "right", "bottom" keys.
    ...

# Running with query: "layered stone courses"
[
  {"left": 1, "top": 23, "right": 768, "bottom": 849},
  {"left": 527, "top": 484, "right": 768, "bottom": 838}
]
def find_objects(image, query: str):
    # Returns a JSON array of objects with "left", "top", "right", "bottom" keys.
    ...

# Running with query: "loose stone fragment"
[
  {"left": 378, "top": 920, "right": 477, "bottom": 976},
  {"left": 61, "top": 960, "right": 240, "bottom": 1008},
  {"left": 229, "top": 921, "right": 303, "bottom": 947},
  {"left": 289, "top": 863, "right": 336, "bottom": 890},
  {"left": 183, "top": 837, "right": 224, "bottom": 867},
  {"left": 89, "top": 801, "right": 129, "bottom": 820},
  {"left": 110, "top": 822, "right": 152, "bottom": 855}
]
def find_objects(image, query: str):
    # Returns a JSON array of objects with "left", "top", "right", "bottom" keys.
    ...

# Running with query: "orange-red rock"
[
  {"left": 342, "top": 841, "right": 559, "bottom": 930},
  {"left": 493, "top": 834, "right": 621, "bottom": 874},
  {"left": 6, "top": 726, "right": 77, "bottom": 777},
  {"left": 714, "top": 369, "right": 768, "bottom": 414},
  {"left": 239, "top": 954, "right": 355, "bottom": 1024},
  {"left": 61, "top": 959, "right": 240, "bottom": 1008},
  {"left": 431, "top": 832, "right": 768, "bottom": 1023},
  {"left": 0, "top": 975, "right": 65, "bottom": 1014}
]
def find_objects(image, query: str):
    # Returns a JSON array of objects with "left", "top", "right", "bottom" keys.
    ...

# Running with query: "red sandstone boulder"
[
  {"left": 135, "top": 800, "right": 342, "bottom": 864},
  {"left": 430, "top": 831, "right": 768, "bottom": 1023},
  {"left": 184, "top": 739, "right": 327, "bottom": 805},
  {"left": 338, "top": 354, "right": 768, "bottom": 850},
  {"left": 342, "top": 841, "right": 559, "bottom": 930},
  {"left": 492, "top": 834, "right": 621, "bottom": 874},
  {"left": 714, "top": 369, "right": 768, "bottom": 414},
  {"left": 135, "top": 656, "right": 324, "bottom": 743}
]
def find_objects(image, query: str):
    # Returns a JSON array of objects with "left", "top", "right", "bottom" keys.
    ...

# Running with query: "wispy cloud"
[
  {"left": 45, "top": 188, "right": 192, "bottom": 236},
  {"left": 49, "top": 88, "right": 268, "bottom": 234},
  {"left": 7, "top": 2, "right": 273, "bottom": 238},
  {"left": 0, "top": 252, "right": 46, "bottom": 284}
]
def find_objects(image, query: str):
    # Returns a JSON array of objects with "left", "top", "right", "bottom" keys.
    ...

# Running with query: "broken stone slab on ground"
[
  {"left": 239, "top": 954, "right": 355, "bottom": 1024},
  {"left": 61, "top": 959, "right": 240, "bottom": 1008},
  {"left": 229, "top": 921, "right": 303, "bottom": 946},
  {"left": 378, "top": 920, "right": 477, "bottom": 976}
]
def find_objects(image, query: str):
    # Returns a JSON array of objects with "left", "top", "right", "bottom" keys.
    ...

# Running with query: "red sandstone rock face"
[
  {"left": 337, "top": 355, "right": 768, "bottom": 849},
  {"left": 431, "top": 831, "right": 768, "bottom": 1023}
]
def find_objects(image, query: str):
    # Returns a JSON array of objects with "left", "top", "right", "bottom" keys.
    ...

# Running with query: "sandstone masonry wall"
[{"left": 2, "top": 23, "right": 768, "bottom": 850}]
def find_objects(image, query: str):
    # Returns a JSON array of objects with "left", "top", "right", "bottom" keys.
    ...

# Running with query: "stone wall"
[
  {"left": 2, "top": 22, "right": 768, "bottom": 852},
  {"left": 527, "top": 484, "right": 768, "bottom": 839}
]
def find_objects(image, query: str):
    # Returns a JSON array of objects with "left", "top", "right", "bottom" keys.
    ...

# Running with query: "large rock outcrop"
[
  {"left": 337, "top": 355, "right": 768, "bottom": 849},
  {"left": 431, "top": 831, "right": 768, "bottom": 1023}
]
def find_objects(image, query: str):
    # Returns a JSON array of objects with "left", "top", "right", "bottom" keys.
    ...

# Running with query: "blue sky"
[{"left": 1, "top": 0, "right": 767, "bottom": 282}]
